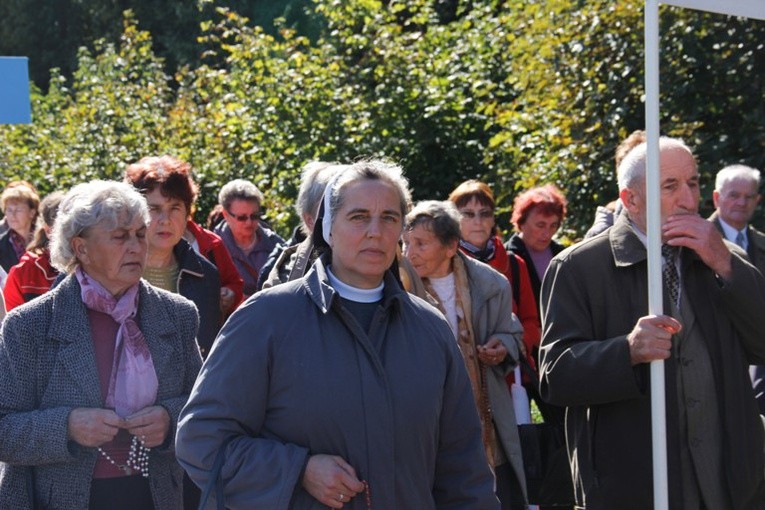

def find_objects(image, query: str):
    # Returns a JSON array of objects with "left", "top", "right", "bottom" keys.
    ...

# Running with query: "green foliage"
[
  {"left": 1, "top": 1, "right": 764, "bottom": 237},
  {"left": 0, "top": 0, "right": 317, "bottom": 89}
]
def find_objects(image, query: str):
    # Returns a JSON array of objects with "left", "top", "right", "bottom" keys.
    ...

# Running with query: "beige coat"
[{"left": 457, "top": 253, "right": 527, "bottom": 499}]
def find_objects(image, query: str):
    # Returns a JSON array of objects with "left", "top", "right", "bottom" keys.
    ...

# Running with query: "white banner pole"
[
  {"left": 661, "top": 0, "right": 765, "bottom": 21},
  {"left": 645, "top": 1, "right": 669, "bottom": 509}
]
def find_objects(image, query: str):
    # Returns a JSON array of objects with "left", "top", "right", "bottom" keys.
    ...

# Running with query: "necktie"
[
  {"left": 662, "top": 244, "right": 680, "bottom": 307},
  {"left": 735, "top": 230, "right": 746, "bottom": 249}
]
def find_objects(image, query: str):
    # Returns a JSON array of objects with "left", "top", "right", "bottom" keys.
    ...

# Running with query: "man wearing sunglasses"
[{"left": 215, "top": 179, "right": 285, "bottom": 297}]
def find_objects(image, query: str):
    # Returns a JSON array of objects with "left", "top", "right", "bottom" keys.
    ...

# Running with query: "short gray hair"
[
  {"left": 405, "top": 200, "right": 462, "bottom": 247},
  {"left": 617, "top": 136, "right": 695, "bottom": 191},
  {"left": 50, "top": 181, "right": 150, "bottom": 273},
  {"left": 327, "top": 159, "right": 412, "bottom": 228},
  {"left": 715, "top": 164, "right": 761, "bottom": 192},
  {"left": 218, "top": 179, "right": 264, "bottom": 211},
  {"left": 295, "top": 162, "right": 344, "bottom": 234}
]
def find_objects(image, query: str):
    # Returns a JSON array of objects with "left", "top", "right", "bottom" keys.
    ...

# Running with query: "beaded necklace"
[
  {"left": 362, "top": 480, "right": 372, "bottom": 508},
  {"left": 97, "top": 435, "right": 150, "bottom": 477}
]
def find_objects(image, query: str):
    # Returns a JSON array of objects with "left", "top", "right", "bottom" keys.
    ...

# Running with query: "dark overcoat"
[{"left": 539, "top": 212, "right": 765, "bottom": 509}]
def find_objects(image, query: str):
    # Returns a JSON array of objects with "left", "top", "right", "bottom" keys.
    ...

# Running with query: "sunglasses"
[{"left": 227, "top": 210, "right": 261, "bottom": 222}]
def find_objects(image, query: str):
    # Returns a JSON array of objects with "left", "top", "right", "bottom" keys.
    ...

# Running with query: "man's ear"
[
  {"left": 619, "top": 188, "right": 638, "bottom": 214},
  {"left": 712, "top": 189, "right": 720, "bottom": 209}
]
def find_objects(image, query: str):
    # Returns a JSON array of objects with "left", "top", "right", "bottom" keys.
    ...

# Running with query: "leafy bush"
[{"left": 1, "top": 1, "right": 763, "bottom": 238}]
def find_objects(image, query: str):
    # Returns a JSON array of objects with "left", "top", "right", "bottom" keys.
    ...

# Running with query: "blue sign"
[{"left": 0, "top": 57, "right": 32, "bottom": 124}]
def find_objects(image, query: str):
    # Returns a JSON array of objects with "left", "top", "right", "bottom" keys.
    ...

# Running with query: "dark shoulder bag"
[{"left": 516, "top": 355, "right": 575, "bottom": 507}]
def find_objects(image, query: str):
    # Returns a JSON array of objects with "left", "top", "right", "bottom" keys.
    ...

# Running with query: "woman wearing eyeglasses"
[
  {"left": 214, "top": 179, "right": 285, "bottom": 297},
  {"left": 447, "top": 180, "right": 540, "bottom": 375},
  {"left": 0, "top": 183, "right": 40, "bottom": 273}
]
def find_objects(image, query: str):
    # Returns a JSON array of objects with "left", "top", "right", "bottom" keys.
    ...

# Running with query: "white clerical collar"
[
  {"left": 326, "top": 267, "right": 384, "bottom": 303},
  {"left": 718, "top": 218, "right": 747, "bottom": 245}
]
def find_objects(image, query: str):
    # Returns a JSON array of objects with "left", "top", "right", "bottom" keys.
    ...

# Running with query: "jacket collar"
[
  {"left": 173, "top": 238, "right": 205, "bottom": 278},
  {"left": 612, "top": 210, "right": 709, "bottom": 270},
  {"left": 458, "top": 251, "right": 497, "bottom": 307},
  {"left": 709, "top": 210, "right": 765, "bottom": 254},
  {"left": 48, "top": 275, "right": 177, "bottom": 407},
  {"left": 31, "top": 251, "right": 58, "bottom": 281},
  {"left": 609, "top": 209, "right": 649, "bottom": 267}
]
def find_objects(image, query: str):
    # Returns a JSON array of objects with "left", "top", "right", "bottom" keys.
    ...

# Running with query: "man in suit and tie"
[
  {"left": 709, "top": 164, "right": 765, "bottom": 414},
  {"left": 540, "top": 138, "right": 765, "bottom": 509}
]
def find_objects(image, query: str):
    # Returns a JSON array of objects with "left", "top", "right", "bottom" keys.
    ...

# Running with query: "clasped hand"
[
  {"left": 477, "top": 337, "right": 508, "bottom": 366},
  {"left": 302, "top": 454, "right": 366, "bottom": 509},
  {"left": 67, "top": 405, "right": 170, "bottom": 448}
]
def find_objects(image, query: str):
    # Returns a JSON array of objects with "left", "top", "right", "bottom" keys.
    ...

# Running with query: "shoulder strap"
[
  {"left": 198, "top": 436, "right": 236, "bottom": 510},
  {"left": 508, "top": 254, "right": 521, "bottom": 308}
]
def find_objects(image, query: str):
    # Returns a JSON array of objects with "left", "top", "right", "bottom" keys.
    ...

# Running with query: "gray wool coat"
[{"left": 0, "top": 274, "right": 202, "bottom": 510}]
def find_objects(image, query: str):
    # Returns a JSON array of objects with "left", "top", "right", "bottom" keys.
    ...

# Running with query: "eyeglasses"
[
  {"left": 3, "top": 205, "right": 30, "bottom": 216},
  {"left": 459, "top": 209, "right": 494, "bottom": 220},
  {"left": 227, "top": 210, "right": 261, "bottom": 222}
]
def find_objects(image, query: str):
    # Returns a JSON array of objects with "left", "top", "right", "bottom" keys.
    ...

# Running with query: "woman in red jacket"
[
  {"left": 3, "top": 191, "right": 63, "bottom": 310},
  {"left": 447, "top": 180, "right": 540, "bottom": 368}
]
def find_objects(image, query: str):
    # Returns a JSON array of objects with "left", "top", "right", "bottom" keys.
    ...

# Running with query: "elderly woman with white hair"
[
  {"left": 0, "top": 180, "right": 202, "bottom": 510},
  {"left": 177, "top": 160, "right": 499, "bottom": 509},
  {"left": 403, "top": 200, "right": 527, "bottom": 509}
]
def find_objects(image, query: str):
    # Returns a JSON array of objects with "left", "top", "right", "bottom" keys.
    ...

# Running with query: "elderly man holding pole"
[{"left": 539, "top": 136, "right": 765, "bottom": 509}]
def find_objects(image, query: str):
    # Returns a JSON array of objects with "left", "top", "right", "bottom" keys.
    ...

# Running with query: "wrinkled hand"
[
  {"left": 302, "top": 454, "right": 365, "bottom": 509},
  {"left": 67, "top": 408, "right": 123, "bottom": 447},
  {"left": 477, "top": 337, "right": 508, "bottom": 366},
  {"left": 627, "top": 315, "right": 682, "bottom": 365},
  {"left": 220, "top": 287, "right": 235, "bottom": 314},
  {"left": 663, "top": 214, "right": 732, "bottom": 279},
  {"left": 123, "top": 406, "right": 170, "bottom": 448}
]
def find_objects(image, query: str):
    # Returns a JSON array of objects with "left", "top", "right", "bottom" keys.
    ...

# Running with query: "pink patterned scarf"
[{"left": 76, "top": 267, "right": 158, "bottom": 418}]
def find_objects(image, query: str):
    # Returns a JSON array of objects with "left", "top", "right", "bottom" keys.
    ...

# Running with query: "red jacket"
[
  {"left": 4, "top": 250, "right": 58, "bottom": 311},
  {"left": 186, "top": 220, "right": 244, "bottom": 312}
]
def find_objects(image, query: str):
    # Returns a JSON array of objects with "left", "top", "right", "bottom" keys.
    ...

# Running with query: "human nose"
[
  {"left": 126, "top": 234, "right": 144, "bottom": 253},
  {"left": 367, "top": 218, "right": 382, "bottom": 238},
  {"left": 154, "top": 208, "right": 170, "bottom": 224},
  {"left": 678, "top": 185, "right": 697, "bottom": 210}
]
